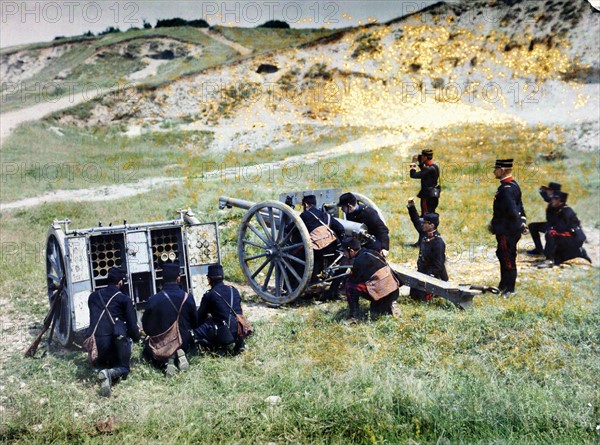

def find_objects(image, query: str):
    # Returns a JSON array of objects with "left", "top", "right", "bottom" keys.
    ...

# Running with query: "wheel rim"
[
  {"left": 46, "top": 234, "right": 71, "bottom": 346},
  {"left": 238, "top": 201, "right": 314, "bottom": 305}
]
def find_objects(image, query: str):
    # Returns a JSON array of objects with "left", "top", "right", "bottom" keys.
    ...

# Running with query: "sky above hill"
[{"left": 0, "top": 1, "right": 443, "bottom": 48}]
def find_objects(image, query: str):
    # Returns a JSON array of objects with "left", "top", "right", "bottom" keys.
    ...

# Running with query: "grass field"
[{"left": 0, "top": 122, "right": 598, "bottom": 444}]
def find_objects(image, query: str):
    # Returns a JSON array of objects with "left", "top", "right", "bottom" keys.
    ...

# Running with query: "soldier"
[
  {"left": 343, "top": 237, "right": 400, "bottom": 322},
  {"left": 86, "top": 267, "right": 140, "bottom": 397},
  {"left": 142, "top": 262, "right": 198, "bottom": 376},
  {"left": 409, "top": 148, "right": 441, "bottom": 246},
  {"left": 299, "top": 194, "right": 345, "bottom": 280},
  {"left": 337, "top": 192, "right": 390, "bottom": 256},
  {"left": 193, "top": 265, "right": 246, "bottom": 354},
  {"left": 527, "top": 182, "right": 562, "bottom": 255},
  {"left": 489, "top": 159, "right": 528, "bottom": 296},
  {"left": 539, "top": 191, "right": 591, "bottom": 267},
  {"left": 407, "top": 199, "right": 448, "bottom": 302}
]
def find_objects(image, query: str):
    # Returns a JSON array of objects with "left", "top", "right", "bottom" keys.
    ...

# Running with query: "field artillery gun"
[
  {"left": 43, "top": 209, "right": 220, "bottom": 347},
  {"left": 219, "top": 189, "right": 498, "bottom": 309}
]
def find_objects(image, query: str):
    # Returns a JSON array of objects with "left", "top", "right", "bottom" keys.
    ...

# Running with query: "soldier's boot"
[
  {"left": 98, "top": 368, "right": 121, "bottom": 397},
  {"left": 346, "top": 295, "right": 360, "bottom": 323},
  {"left": 164, "top": 358, "right": 177, "bottom": 377},
  {"left": 175, "top": 349, "right": 189, "bottom": 372}
]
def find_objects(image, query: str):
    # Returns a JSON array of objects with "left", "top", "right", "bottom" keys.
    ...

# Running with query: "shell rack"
[{"left": 45, "top": 210, "right": 220, "bottom": 346}]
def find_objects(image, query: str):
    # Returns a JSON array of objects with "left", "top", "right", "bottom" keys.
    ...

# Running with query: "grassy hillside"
[{"left": 1, "top": 122, "right": 598, "bottom": 444}]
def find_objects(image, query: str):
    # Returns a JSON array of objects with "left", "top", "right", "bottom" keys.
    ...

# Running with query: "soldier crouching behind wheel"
[
  {"left": 86, "top": 267, "right": 140, "bottom": 397},
  {"left": 192, "top": 265, "right": 246, "bottom": 355},
  {"left": 142, "top": 262, "right": 198, "bottom": 377},
  {"left": 342, "top": 237, "right": 400, "bottom": 323}
]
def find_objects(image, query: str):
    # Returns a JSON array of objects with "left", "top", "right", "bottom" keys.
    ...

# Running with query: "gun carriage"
[
  {"left": 220, "top": 189, "right": 498, "bottom": 308},
  {"left": 44, "top": 209, "right": 220, "bottom": 347}
]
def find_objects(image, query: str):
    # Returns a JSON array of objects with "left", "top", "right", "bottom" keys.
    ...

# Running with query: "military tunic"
[
  {"left": 544, "top": 204, "right": 589, "bottom": 265},
  {"left": 142, "top": 283, "right": 198, "bottom": 362},
  {"left": 86, "top": 285, "right": 141, "bottom": 376},
  {"left": 491, "top": 177, "right": 526, "bottom": 293},
  {"left": 345, "top": 205, "right": 390, "bottom": 251}
]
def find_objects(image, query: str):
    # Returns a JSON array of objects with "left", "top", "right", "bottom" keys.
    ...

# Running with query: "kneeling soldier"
[
  {"left": 86, "top": 267, "right": 140, "bottom": 397},
  {"left": 407, "top": 201, "right": 448, "bottom": 302},
  {"left": 540, "top": 191, "right": 591, "bottom": 267},
  {"left": 343, "top": 237, "right": 400, "bottom": 322},
  {"left": 142, "top": 262, "right": 198, "bottom": 376},
  {"left": 193, "top": 265, "right": 246, "bottom": 354}
]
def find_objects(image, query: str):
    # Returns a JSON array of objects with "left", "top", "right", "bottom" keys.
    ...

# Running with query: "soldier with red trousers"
[{"left": 489, "top": 158, "right": 528, "bottom": 296}]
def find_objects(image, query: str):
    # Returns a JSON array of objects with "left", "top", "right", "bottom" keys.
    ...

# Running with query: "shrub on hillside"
[
  {"left": 258, "top": 20, "right": 290, "bottom": 29},
  {"left": 99, "top": 26, "right": 121, "bottom": 36},
  {"left": 156, "top": 18, "right": 209, "bottom": 28}
]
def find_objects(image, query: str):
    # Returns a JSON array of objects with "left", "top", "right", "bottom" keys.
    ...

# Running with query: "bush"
[
  {"left": 259, "top": 20, "right": 290, "bottom": 29},
  {"left": 156, "top": 18, "right": 209, "bottom": 28},
  {"left": 143, "top": 19, "right": 152, "bottom": 29},
  {"left": 99, "top": 26, "right": 121, "bottom": 36}
]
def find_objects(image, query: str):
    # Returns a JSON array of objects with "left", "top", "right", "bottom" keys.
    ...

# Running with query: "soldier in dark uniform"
[
  {"left": 407, "top": 201, "right": 448, "bottom": 302},
  {"left": 490, "top": 159, "right": 528, "bottom": 295},
  {"left": 86, "top": 267, "right": 140, "bottom": 397},
  {"left": 343, "top": 237, "right": 399, "bottom": 322},
  {"left": 193, "top": 265, "right": 245, "bottom": 354},
  {"left": 337, "top": 192, "right": 390, "bottom": 256},
  {"left": 539, "top": 191, "right": 591, "bottom": 267},
  {"left": 299, "top": 194, "right": 345, "bottom": 280},
  {"left": 409, "top": 148, "right": 441, "bottom": 246},
  {"left": 142, "top": 262, "right": 198, "bottom": 376},
  {"left": 527, "top": 182, "right": 562, "bottom": 255}
]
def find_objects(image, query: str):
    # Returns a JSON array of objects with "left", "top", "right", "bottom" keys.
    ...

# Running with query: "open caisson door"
[{"left": 184, "top": 221, "right": 221, "bottom": 306}]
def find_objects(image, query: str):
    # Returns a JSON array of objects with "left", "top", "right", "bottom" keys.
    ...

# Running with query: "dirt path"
[
  {"left": 199, "top": 28, "right": 253, "bottom": 56},
  {"left": 0, "top": 88, "right": 117, "bottom": 146},
  {"left": 0, "top": 131, "right": 404, "bottom": 211}
]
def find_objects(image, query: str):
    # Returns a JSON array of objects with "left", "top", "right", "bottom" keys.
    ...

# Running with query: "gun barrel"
[{"left": 219, "top": 196, "right": 257, "bottom": 210}]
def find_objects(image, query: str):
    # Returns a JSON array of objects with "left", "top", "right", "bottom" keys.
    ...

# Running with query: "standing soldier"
[
  {"left": 407, "top": 199, "right": 448, "bottom": 302},
  {"left": 142, "top": 262, "right": 198, "bottom": 377},
  {"left": 527, "top": 182, "right": 562, "bottom": 256},
  {"left": 342, "top": 237, "right": 400, "bottom": 322},
  {"left": 490, "top": 159, "right": 528, "bottom": 296},
  {"left": 86, "top": 267, "right": 140, "bottom": 397},
  {"left": 409, "top": 148, "right": 441, "bottom": 246}
]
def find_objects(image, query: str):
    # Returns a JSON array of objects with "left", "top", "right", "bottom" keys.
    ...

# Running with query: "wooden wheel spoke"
[
  {"left": 268, "top": 208, "right": 276, "bottom": 241},
  {"left": 281, "top": 242, "right": 304, "bottom": 252},
  {"left": 281, "top": 252, "right": 306, "bottom": 266},
  {"left": 245, "top": 252, "right": 269, "bottom": 262},
  {"left": 277, "top": 262, "right": 293, "bottom": 295},
  {"left": 274, "top": 263, "right": 281, "bottom": 298},
  {"left": 250, "top": 257, "right": 271, "bottom": 279},
  {"left": 242, "top": 238, "right": 268, "bottom": 250},
  {"left": 48, "top": 273, "right": 61, "bottom": 284},
  {"left": 255, "top": 212, "right": 273, "bottom": 241},
  {"left": 262, "top": 261, "right": 276, "bottom": 291},
  {"left": 247, "top": 222, "right": 270, "bottom": 245},
  {"left": 280, "top": 257, "right": 302, "bottom": 283},
  {"left": 279, "top": 224, "right": 297, "bottom": 247},
  {"left": 276, "top": 211, "right": 287, "bottom": 243}
]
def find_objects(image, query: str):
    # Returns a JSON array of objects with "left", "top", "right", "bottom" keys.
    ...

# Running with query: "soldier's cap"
[
  {"left": 551, "top": 191, "right": 568, "bottom": 203},
  {"left": 422, "top": 212, "right": 440, "bottom": 227},
  {"left": 341, "top": 236, "right": 361, "bottom": 251},
  {"left": 162, "top": 262, "right": 181, "bottom": 282},
  {"left": 337, "top": 192, "right": 357, "bottom": 207},
  {"left": 548, "top": 182, "right": 562, "bottom": 191},
  {"left": 207, "top": 264, "right": 224, "bottom": 279},
  {"left": 421, "top": 148, "right": 433, "bottom": 157},
  {"left": 107, "top": 267, "right": 127, "bottom": 284},
  {"left": 494, "top": 159, "right": 513, "bottom": 169},
  {"left": 302, "top": 195, "right": 317, "bottom": 206}
]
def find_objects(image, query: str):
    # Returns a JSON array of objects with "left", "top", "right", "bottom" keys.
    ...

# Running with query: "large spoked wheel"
[
  {"left": 238, "top": 200, "right": 314, "bottom": 305},
  {"left": 46, "top": 230, "right": 72, "bottom": 346}
]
